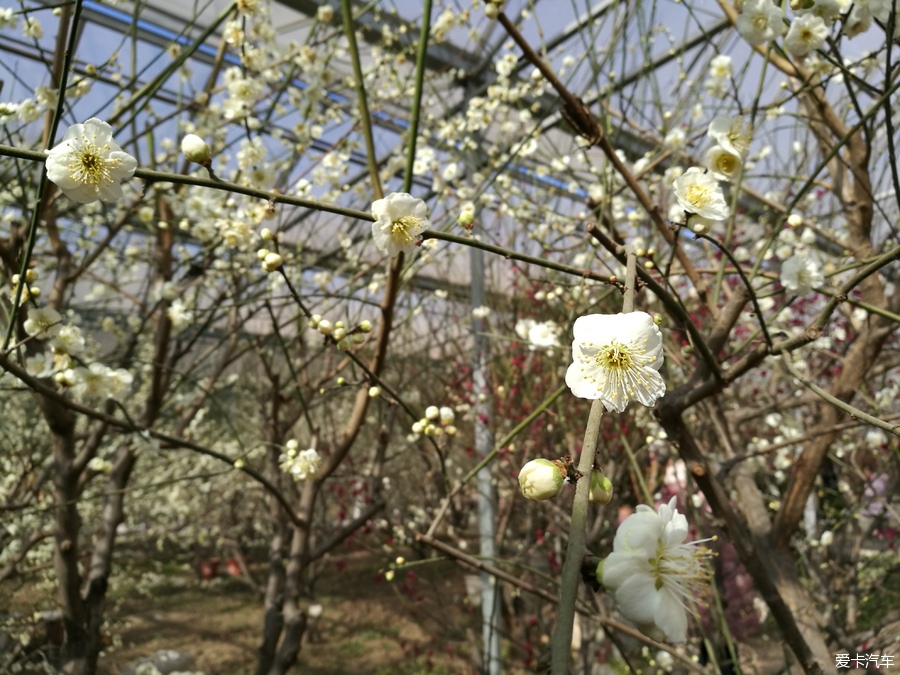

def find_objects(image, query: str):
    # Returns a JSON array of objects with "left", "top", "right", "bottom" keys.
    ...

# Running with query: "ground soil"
[{"left": 95, "top": 548, "right": 481, "bottom": 675}]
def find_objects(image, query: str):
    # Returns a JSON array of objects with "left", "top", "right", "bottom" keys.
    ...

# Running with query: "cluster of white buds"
[
  {"left": 257, "top": 248, "right": 283, "bottom": 273},
  {"left": 9, "top": 269, "right": 39, "bottom": 302},
  {"left": 411, "top": 405, "right": 457, "bottom": 438},
  {"left": 309, "top": 315, "right": 373, "bottom": 351}
]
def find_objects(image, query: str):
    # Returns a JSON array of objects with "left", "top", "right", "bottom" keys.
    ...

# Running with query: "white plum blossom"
[
  {"left": 601, "top": 497, "right": 713, "bottom": 643},
  {"left": 371, "top": 192, "right": 430, "bottom": 257},
  {"left": 22, "top": 16, "right": 43, "bottom": 39},
  {"left": 87, "top": 457, "right": 114, "bottom": 474},
  {"left": 23, "top": 306, "right": 62, "bottom": 340},
  {"left": 705, "top": 145, "right": 742, "bottom": 182},
  {"left": 844, "top": 3, "right": 873, "bottom": 38},
  {"left": 663, "top": 128, "right": 686, "bottom": 151},
  {"left": 50, "top": 324, "right": 85, "bottom": 355},
  {"left": 518, "top": 458, "right": 566, "bottom": 501},
  {"left": 515, "top": 319, "right": 561, "bottom": 350},
  {"left": 673, "top": 168, "right": 730, "bottom": 220},
  {"left": 704, "top": 55, "right": 733, "bottom": 97},
  {"left": 279, "top": 447, "right": 321, "bottom": 481},
  {"left": 63, "top": 363, "right": 133, "bottom": 400},
  {"left": 781, "top": 254, "right": 823, "bottom": 295},
  {"left": 785, "top": 14, "right": 829, "bottom": 57},
  {"left": 25, "top": 353, "right": 55, "bottom": 378},
  {"left": 708, "top": 115, "right": 752, "bottom": 158},
  {"left": 223, "top": 68, "right": 264, "bottom": 120},
  {"left": 707, "top": 54, "right": 732, "bottom": 81},
  {"left": 46, "top": 118, "right": 137, "bottom": 203},
  {"left": 0, "top": 8, "right": 18, "bottom": 30},
  {"left": 736, "top": 0, "right": 785, "bottom": 46},
  {"left": 167, "top": 299, "right": 193, "bottom": 332},
  {"left": 565, "top": 312, "right": 666, "bottom": 413}
]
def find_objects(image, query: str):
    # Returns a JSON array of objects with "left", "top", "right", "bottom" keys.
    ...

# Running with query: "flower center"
[
  {"left": 716, "top": 154, "right": 737, "bottom": 175},
  {"left": 68, "top": 137, "right": 118, "bottom": 186},
  {"left": 391, "top": 215, "right": 421, "bottom": 244},
  {"left": 752, "top": 13, "right": 768, "bottom": 32},
  {"left": 594, "top": 342, "right": 635, "bottom": 371},
  {"left": 685, "top": 184, "right": 712, "bottom": 207}
]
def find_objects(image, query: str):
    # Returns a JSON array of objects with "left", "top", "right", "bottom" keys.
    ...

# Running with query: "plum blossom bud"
[
  {"left": 317, "top": 319, "right": 333, "bottom": 335},
  {"left": 368, "top": 386, "right": 381, "bottom": 398},
  {"left": 332, "top": 327, "right": 346, "bottom": 341},
  {"left": 359, "top": 319, "right": 373, "bottom": 333},
  {"left": 518, "top": 458, "right": 566, "bottom": 501},
  {"left": 262, "top": 252, "right": 283, "bottom": 273},
  {"left": 458, "top": 211, "right": 475, "bottom": 230},
  {"left": 439, "top": 406, "right": 455, "bottom": 425},
  {"left": 484, "top": 3, "right": 500, "bottom": 19},
  {"left": 589, "top": 469, "right": 614, "bottom": 504},
  {"left": 260, "top": 228, "right": 274, "bottom": 241},
  {"left": 181, "top": 134, "right": 212, "bottom": 167},
  {"left": 317, "top": 4, "right": 334, "bottom": 22},
  {"left": 425, "top": 406, "right": 440, "bottom": 421}
]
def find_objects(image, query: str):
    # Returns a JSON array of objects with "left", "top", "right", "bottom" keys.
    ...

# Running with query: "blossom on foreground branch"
[
  {"left": 45, "top": 118, "right": 137, "bottom": 203},
  {"left": 371, "top": 192, "right": 430, "bottom": 257},
  {"left": 565, "top": 312, "right": 666, "bottom": 413},
  {"left": 599, "top": 497, "right": 714, "bottom": 643}
]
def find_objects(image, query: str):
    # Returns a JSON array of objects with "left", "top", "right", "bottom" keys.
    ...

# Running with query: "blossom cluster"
[
  {"left": 278, "top": 440, "right": 321, "bottom": 481},
  {"left": 735, "top": 0, "right": 890, "bottom": 57}
]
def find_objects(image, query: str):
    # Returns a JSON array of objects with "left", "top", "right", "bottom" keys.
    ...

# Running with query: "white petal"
[
  {"left": 615, "top": 573, "right": 661, "bottom": 626},
  {"left": 653, "top": 589, "right": 688, "bottom": 643}
]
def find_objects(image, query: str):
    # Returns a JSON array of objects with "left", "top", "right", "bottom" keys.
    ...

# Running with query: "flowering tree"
[{"left": 1, "top": 0, "right": 898, "bottom": 674}]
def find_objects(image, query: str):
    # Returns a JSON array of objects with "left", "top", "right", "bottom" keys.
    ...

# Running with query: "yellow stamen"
[
  {"left": 67, "top": 134, "right": 120, "bottom": 186},
  {"left": 390, "top": 215, "right": 421, "bottom": 245},
  {"left": 685, "top": 185, "right": 712, "bottom": 207}
]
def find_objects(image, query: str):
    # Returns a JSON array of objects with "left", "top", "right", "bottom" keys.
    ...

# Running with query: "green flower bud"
[{"left": 588, "top": 468, "right": 614, "bottom": 504}]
